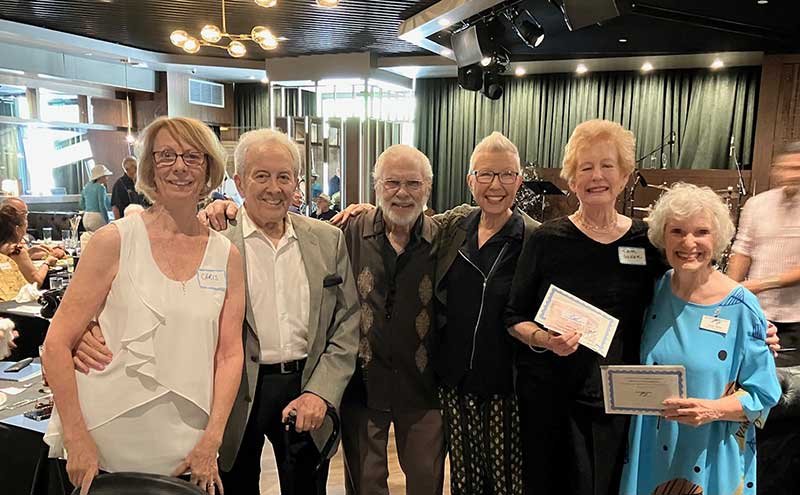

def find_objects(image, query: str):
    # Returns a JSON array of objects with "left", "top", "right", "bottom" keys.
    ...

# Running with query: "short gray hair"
[
  {"left": 647, "top": 182, "right": 735, "bottom": 260},
  {"left": 372, "top": 144, "right": 433, "bottom": 183},
  {"left": 234, "top": 129, "right": 301, "bottom": 178},
  {"left": 469, "top": 131, "right": 521, "bottom": 172}
]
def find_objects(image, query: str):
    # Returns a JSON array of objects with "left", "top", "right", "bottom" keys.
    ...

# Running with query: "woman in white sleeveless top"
[{"left": 42, "top": 117, "right": 245, "bottom": 495}]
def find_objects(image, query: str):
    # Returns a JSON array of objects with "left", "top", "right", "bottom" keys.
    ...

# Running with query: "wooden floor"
[{"left": 258, "top": 426, "right": 451, "bottom": 495}]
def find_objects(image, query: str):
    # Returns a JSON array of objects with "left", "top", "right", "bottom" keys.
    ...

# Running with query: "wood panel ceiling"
[{"left": 0, "top": 0, "right": 441, "bottom": 60}]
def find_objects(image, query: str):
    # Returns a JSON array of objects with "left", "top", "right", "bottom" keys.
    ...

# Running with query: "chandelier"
[{"left": 170, "top": 0, "right": 285, "bottom": 58}]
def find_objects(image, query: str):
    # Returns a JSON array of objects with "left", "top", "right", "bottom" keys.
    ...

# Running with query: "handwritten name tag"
[
  {"left": 618, "top": 247, "right": 646, "bottom": 266},
  {"left": 700, "top": 315, "right": 730, "bottom": 335},
  {"left": 0, "top": 262, "right": 12, "bottom": 271},
  {"left": 197, "top": 269, "right": 226, "bottom": 292}
]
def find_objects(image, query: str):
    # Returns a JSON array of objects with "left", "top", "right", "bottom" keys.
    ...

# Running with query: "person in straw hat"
[{"left": 80, "top": 164, "right": 113, "bottom": 232}]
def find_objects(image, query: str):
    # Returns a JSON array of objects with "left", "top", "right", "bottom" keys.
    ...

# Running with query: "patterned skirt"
[{"left": 439, "top": 385, "right": 524, "bottom": 495}]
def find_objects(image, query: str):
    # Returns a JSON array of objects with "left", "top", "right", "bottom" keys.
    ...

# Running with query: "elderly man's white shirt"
[{"left": 241, "top": 206, "right": 310, "bottom": 363}]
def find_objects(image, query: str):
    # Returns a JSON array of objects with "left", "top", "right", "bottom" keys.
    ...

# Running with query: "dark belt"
[{"left": 260, "top": 358, "right": 306, "bottom": 375}]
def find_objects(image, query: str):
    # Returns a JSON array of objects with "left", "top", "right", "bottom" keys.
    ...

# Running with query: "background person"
[
  {"left": 621, "top": 183, "right": 781, "bottom": 495},
  {"left": 728, "top": 141, "right": 800, "bottom": 366},
  {"left": 42, "top": 116, "right": 245, "bottom": 495},
  {"left": 111, "top": 156, "right": 147, "bottom": 219},
  {"left": 80, "top": 164, "right": 113, "bottom": 232}
]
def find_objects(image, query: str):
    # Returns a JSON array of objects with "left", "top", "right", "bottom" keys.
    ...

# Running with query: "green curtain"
[
  {"left": 415, "top": 67, "right": 760, "bottom": 210},
  {"left": 234, "top": 85, "right": 319, "bottom": 131},
  {"left": 234, "top": 83, "right": 271, "bottom": 132}
]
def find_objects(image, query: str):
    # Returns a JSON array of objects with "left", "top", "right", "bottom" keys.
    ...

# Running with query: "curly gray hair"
[{"left": 647, "top": 182, "right": 735, "bottom": 261}]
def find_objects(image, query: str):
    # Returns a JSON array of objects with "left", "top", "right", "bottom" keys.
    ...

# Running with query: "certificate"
[
  {"left": 534, "top": 285, "right": 618, "bottom": 357},
  {"left": 601, "top": 365, "right": 687, "bottom": 415}
]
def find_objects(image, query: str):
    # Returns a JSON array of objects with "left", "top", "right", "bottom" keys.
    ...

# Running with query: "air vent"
[{"left": 189, "top": 79, "right": 224, "bottom": 108}]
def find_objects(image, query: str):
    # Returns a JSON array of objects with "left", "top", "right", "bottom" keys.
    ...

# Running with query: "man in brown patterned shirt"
[{"left": 339, "top": 144, "right": 445, "bottom": 495}]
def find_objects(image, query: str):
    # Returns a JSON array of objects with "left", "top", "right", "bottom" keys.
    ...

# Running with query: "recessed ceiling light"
[
  {"left": 441, "top": 48, "right": 453, "bottom": 57},
  {"left": 515, "top": 67, "right": 526, "bottom": 76},
  {"left": 757, "top": 0, "right": 768, "bottom": 4},
  {"left": 711, "top": 58, "right": 725, "bottom": 69},
  {"left": 576, "top": 64, "right": 588, "bottom": 74},
  {"left": 641, "top": 62, "right": 654, "bottom": 72},
  {"left": 618, "top": 38, "right": 628, "bottom": 43},
  {"left": 438, "top": 18, "right": 452, "bottom": 27}
]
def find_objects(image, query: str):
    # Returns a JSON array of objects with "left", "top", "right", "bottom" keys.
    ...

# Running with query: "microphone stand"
[{"left": 730, "top": 139, "right": 747, "bottom": 228}]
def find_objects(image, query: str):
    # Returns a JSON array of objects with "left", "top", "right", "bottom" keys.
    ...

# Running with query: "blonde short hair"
[
  {"left": 469, "top": 131, "right": 521, "bottom": 172},
  {"left": 561, "top": 119, "right": 636, "bottom": 182},
  {"left": 647, "top": 182, "right": 735, "bottom": 260},
  {"left": 372, "top": 144, "right": 433, "bottom": 183},
  {"left": 135, "top": 117, "right": 226, "bottom": 202},
  {"left": 234, "top": 129, "right": 301, "bottom": 178}
]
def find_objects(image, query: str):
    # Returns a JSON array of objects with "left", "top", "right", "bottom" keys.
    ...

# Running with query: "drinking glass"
[{"left": 42, "top": 227, "right": 53, "bottom": 243}]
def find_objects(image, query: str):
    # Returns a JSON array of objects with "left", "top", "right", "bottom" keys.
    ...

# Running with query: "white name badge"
[
  {"left": 618, "top": 247, "right": 646, "bottom": 266},
  {"left": 197, "top": 269, "right": 227, "bottom": 292},
  {"left": 0, "top": 262, "right": 11, "bottom": 270},
  {"left": 700, "top": 315, "right": 730, "bottom": 335}
]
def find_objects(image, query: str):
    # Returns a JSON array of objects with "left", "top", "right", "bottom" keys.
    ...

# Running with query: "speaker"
[
  {"left": 561, "top": 0, "right": 620, "bottom": 31},
  {"left": 458, "top": 64, "right": 483, "bottom": 91},
  {"left": 452, "top": 25, "right": 484, "bottom": 68}
]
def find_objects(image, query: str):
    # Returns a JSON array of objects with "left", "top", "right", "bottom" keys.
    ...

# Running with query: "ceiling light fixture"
[
  {"left": 618, "top": 38, "right": 628, "bottom": 43},
  {"left": 757, "top": 0, "right": 768, "bottom": 4},
  {"left": 170, "top": 0, "right": 282, "bottom": 58},
  {"left": 576, "top": 64, "right": 588, "bottom": 74},
  {"left": 515, "top": 67, "right": 526, "bottom": 76},
  {"left": 480, "top": 57, "right": 493, "bottom": 67},
  {"left": 710, "top": 58, "right": 725, "bottom": 69},
  {"left": 641, "top": 62, "right": 653, "bottom": 72},
  {"left": 316, "top": 0, "right": 339, "bottom": 6}
]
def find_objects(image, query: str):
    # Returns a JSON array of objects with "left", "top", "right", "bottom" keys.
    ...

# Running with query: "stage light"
[{"left": 509, "top": 10, "right": 545, "bottom": 48}]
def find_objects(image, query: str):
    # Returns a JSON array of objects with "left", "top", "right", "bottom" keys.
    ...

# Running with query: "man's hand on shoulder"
[{"left": 198, "top": 200, "right": 239, "bottom": 231}]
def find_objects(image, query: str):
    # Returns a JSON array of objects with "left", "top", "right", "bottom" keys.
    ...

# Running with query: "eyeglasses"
[
  {"left": 471, "top": 170, "right": 519, "bottom": 184},
  {"left": 380, "top": 179, "right": 425, "bottom": 192},
  {"left": 153, "top": 149, "right": 206, "bottom": 168}
]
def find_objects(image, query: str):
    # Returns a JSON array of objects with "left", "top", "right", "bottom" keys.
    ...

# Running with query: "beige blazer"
[{"left": 218, "top": 211, "right": 360, "bottom": 470}]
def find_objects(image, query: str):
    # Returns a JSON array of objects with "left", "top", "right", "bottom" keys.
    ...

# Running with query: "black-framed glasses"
[
  {"left": 153, "top": 150, "right": 206, "bottom": 167},
  {"left": 471, "top": 170, "right": 519, "bottom": 184},
  {"left": 380, "top": 178, "right": 425, "bottom": 192}
]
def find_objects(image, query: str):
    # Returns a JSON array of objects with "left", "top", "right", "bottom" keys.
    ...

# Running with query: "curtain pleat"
[{"left": 416, "top": 67, "right": 761, "bottom": 210}]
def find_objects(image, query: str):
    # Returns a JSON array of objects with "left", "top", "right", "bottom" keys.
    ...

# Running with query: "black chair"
[
  {"left": 757, "top": 365, "right": 800, "bottom": 495},
  {"left": 69, "top": 473, "right": 205, "bottom": 495}
]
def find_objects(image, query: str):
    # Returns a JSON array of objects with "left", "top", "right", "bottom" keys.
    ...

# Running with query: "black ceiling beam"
[{"left": 629, "top": 2, "right": 790, "bottom": 41}]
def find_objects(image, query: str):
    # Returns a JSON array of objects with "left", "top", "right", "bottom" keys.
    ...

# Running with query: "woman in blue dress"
[{"left": 621, "top": 183, "right": 782, "bottom": 495}]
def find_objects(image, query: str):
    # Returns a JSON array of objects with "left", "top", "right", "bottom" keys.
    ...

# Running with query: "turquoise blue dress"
[{"left": 620, "top": 271, "right": 781, "bottom": 495}]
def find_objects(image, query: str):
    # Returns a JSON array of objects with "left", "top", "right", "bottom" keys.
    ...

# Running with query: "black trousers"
[
  {"left": 219, "top": 367, "right": 329, "bottom": 495},
  {"left": 775, "top": 321, "right": 800, "bottom": 367},
  {"left": 516, "top": 367, "right": 628, "bottom": 495}
]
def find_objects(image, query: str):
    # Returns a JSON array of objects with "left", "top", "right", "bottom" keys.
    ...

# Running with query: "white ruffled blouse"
[{"left": 44, "top": 214, "right": 231, "bottom": 471}]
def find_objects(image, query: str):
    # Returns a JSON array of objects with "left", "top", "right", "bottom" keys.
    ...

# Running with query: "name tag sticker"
[
  {"left": 700, "top": 315, "right": 730, "bottom": 335},
  {"left": 0, "top": 262, "right": 11, "bottom": 270},
  {"left": 618, "top": 247, "right": 647, "bottom": 266},
  {"left": 197, "top": 269, "right": 226, "bottom": 292}
]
